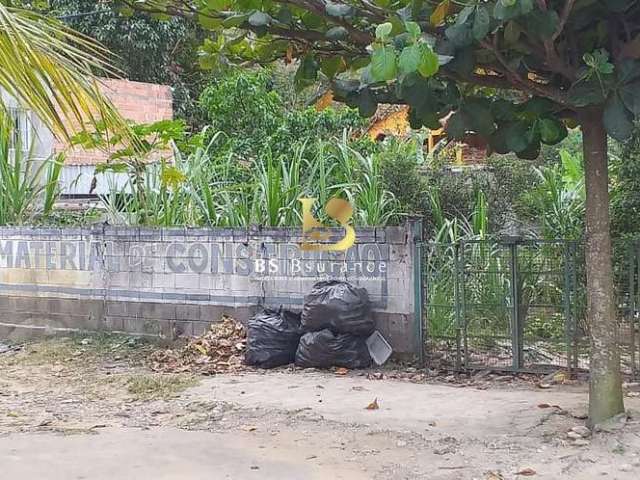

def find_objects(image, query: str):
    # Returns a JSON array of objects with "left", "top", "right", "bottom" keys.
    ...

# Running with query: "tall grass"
[
  {"left": 425, "top": 190, "right": 510, "bottom": 340},
  {"left": 0, "top": 121, "right": 64, "bottom": 225},
  {"left": 525, "top": 149, "right": 584, "bottom": 240},
  {"left": 98, "top": 133, "right": 401, "bottom": 228}
]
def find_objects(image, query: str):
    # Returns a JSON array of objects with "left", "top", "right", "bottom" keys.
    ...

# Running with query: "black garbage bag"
[
  {"left": 301, "top": 281, "right": 373, "bottom": 336},
  {"left": 295, "top": 329, "right": 372, "bottom": 369},
  {"left": 244, "top": 309, "right": 302, "bottom": 368}
]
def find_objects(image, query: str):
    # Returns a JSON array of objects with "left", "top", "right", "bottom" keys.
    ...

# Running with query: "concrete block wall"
[{"left": 0, "top": 224, "right": 421, "bottom": 355}]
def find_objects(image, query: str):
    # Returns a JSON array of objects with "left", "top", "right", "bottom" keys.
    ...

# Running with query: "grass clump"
[{"left": 126, "top": 374, "right": 198, "bottom": 401}]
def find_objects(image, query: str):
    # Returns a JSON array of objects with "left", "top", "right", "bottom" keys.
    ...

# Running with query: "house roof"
[{"left": 366, "top": 105, "right": 411, "bottom": 140}]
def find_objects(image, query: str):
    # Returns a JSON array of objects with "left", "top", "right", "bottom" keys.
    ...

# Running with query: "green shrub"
[
  {"left": 198, "top": 68, "right": 366, "bottom": 158},
  {"left": 378, "top": 136, "right": 429, "bottom": 217},
  {"left": 0, "top": 118, "right": 64, "bottom": 226}
]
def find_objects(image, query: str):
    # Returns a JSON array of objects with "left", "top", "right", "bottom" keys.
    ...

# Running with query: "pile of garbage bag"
[
  {"left": 244, "top": 308, "right": 302, "bottom": 369},
  {"left": 244, "top": 281, "right": 378, "bottom": 370},
  {"left": 295, "top": 329, "right": 371, "bottom": 369},
  {"left": 301, "top": 280, "right": 374, "bottom": 336},
  {"left": 295, "top": 281, "right": 373, "bottom": 369}
]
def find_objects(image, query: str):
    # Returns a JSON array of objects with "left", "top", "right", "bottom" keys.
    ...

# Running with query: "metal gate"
[{"left": 422, "top": 239, "right": 583, "bottom": 373}]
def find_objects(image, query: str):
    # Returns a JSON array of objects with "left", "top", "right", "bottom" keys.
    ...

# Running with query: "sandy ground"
[{"left": 1, "top": 337, "right": 640, "bottom": 480}]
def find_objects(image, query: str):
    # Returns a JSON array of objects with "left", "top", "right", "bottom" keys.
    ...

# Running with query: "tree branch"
[
  {"left": 480, "top": 37, "right": 571, "bottom": 107},
  {"left": 442, "top": 70, "right": 517, "bottom": 91},
  {"left": 355, "top": 0, "right": 388, "bottom": 21},
  {"left": 280, "top": 0, "right": 373, "bottom": 45},
  {"left": 552, "top": 0, "right": 576, "bottom": 42},
  {"left": 537, "top": 0, "right": 578, "bottom": 81}
]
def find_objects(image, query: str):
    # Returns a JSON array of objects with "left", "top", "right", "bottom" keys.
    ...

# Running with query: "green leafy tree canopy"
[{"left": 128, "top": 1, "right": 639, "bottom": 147}]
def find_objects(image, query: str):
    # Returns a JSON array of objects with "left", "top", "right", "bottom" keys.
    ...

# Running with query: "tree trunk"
[{"left": 580, "top": 111, "right": 625, "bottom": 426}]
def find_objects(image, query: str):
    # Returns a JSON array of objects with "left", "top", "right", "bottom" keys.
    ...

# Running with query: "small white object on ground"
[{"left": 366, "top": 330, "right": 393, "bottom": 366}]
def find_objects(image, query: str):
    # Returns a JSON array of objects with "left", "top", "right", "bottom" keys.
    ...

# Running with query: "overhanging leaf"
[
  {"left": 620, "top": 81, "right": 640, "bottom": 115},
  {"left": 446, "top": 46, "right": 475, "bottom": 76},
  {"left": 355, "top": 89, "right": 378, "bottom": 117},
  {"left": 301, "top": 12, "right": 324, "bottom": 29},
  {"left": 523, "top": 97, "right": 556, "bottom": 117},
  {"left": 516, "top": 141, "right": 541, "bottom": 160},
  {"left": 494, "top": 0, "right": 533, "bottom": 21},
  {"left": 248, "top": 11, "right": 271, "bottom": 27},
  {"left": 607, "top": 0, "right": 637, "bottom": 13},
  {"left": 538, "top": 117, "right": 568, "bottom": 144},
  {"left": 504, "top": 21, "right": 521, "bottom": 44},
  {"left": 321, "top": 56, "right": 346, "bottom": 78},
  {"left": 371, "top": 45, "right": 398, "bottom": 81},
  {"left": 430, "top": 0, "right": 450, "bottom": 26},
  {"left": 464, "top": 100, "right": 495, "bottom": 136},
  {"left": 455, "top": 5, "right": 475, "bottom": 26},
  {"left": 222, "top": 14, "right": 250, "bottom": 27},
  {"left": 526, "top": 8, "right": 559, "bottom": 39},
  {"left": 445, "top": 111, "right": 467, "bottom": 140},
  {"left": 376, "top": 22, "right": 393, "bottom": 40},
  {"left": 445, "top": 23, "right": 473, "bottom": 47},
  {"left": 326, "top": 2, "right": 354, "bottom": 18},
  {"left": 295, "top": 54, "right": 319, "bottom": 89},
  {"left": 277, "top": 7, "right": 293, "bottom": 25},
  {"left": 504, "top": 121, "right": 531, "bottom": 152},
  {"left": 206, "top": 0, "right": 231, "bottom": 10},
  {"left": 473, "top": 6, "right": 491, "bottom": 40},
  {"left": 198, "top": 13, "right": 222, "bottom": 30},
  {"left": 604, "top": 93, "right": 634, "bottom": 141},
  {"left": 619, "top": 59, "right": 640, "bottom": 83},
  {"left": 326, "top": 26, "right": 349, "bottom": 41},
  {"left": 398, "top": 44, "right": 422, "bottom": 75},
  {"left": 418, "top": 48, "right": 440, "bottom": 77},
  {"left": 568, "top": 79, "right": 608, "bottom": 107},
  {"left": 491, "top": 99, "right": 517, "bottom": 122},
  {"left": 405, "top": 21, "right": 421, "bottom": 40},
  {"left": 489, "top": 128, "right": 510, "bottom": 154}
]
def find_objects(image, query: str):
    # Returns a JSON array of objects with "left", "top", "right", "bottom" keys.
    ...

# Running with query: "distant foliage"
[
  {"left": 522, "top": 150, "right": 585, "bottom": 240},
  {"left": 611, "top": 135, "right": 640, "bottom": 244},
  {"left": 198, "top": 68, "right": 366, "bottom": 158},
  {"left": 50, "top": 0, "right": 206, "bottom": 122},
  {"left": 378, "top": 136, "right": 428, "bottom": 217}
]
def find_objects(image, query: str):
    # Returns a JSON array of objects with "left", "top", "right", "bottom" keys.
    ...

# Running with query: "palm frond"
[{"left": 0, "top": 5, "right": 130, "bottom": 142}]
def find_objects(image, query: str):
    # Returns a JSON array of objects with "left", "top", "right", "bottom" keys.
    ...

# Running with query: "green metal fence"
[
  {"left": 422, "top": 239, "right": 587, "bottom": 373},
  {"left": 422, "top": 237, "right": 640, "bottom": 376},
  {"left": 619, "top": 240, "right": 640, "bottom": 378}
]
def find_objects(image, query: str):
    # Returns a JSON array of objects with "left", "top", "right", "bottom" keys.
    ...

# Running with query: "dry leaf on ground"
[
  {"left": 515, "top": 467, "right": 537, "bottom": 476},
  {"left": 485, "top": 472, "right": 504, "bottom": 480},
  {"left": 365, "top": 398, "right": 379, "bottom": 410},
  {"left": 148, "top": 316, "right": 246, "bottom": 375}
]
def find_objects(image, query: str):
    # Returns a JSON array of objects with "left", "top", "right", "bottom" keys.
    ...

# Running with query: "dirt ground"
[{"left": 1, "top": 335, "right": 640, "bottom": 480}]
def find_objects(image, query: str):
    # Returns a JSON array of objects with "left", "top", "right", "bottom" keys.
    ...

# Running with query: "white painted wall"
[{"left": 59, "top": 165, "right": 131, "bottom": 196}]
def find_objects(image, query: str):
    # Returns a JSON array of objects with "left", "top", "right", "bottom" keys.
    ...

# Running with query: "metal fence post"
[
  {"left": 509, "top": 241, "right": 522, "bottom": 371},
  {"left": 453, "top": 242, "right": 462, "bottom": 371},
  {"left": 410, "top": 219, "right": 425, "bottom": 366},
  {"left": 631, "top": 241, "right": 638, "bottom": 378},
  {"left": 563, "top": 241, "right": 573, "bottom": 373},
  {"left": 460, "top": 240, "right": 469, "bottom": 370},
  {"left": 571, "top": 241, "right": 579, "bottom": 371},
  {"left": 414, "top": 242, "right": 425, "bottom": 366}
]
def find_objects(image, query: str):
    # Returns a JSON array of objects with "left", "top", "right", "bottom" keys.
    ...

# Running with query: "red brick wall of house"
[
  {"left": 55, "top": 78, "right": 173, "bottom": 166},
  {"left": 460, "top": 145, "right": 488, "bottom": 165}
]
